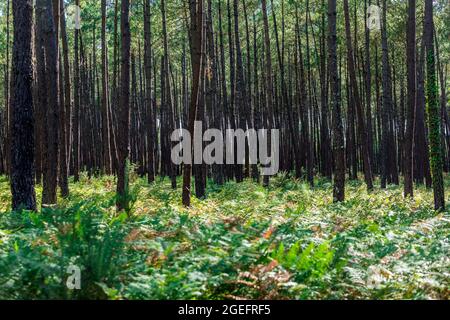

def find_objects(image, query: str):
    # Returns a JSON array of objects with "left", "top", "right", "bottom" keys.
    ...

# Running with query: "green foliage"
[
  {"left": 0, "top": 199, "right": 130, "bottom": 299},
  {"left": 425, "top": 47, "right": 446, "bottom": 210},
  {"left": 116, "top": 159, "right": 142, "bottom": 216},
  {"left": 271, "top": 241, "right": 334, "bottom": 281},
  {"left": 0, "top": 175, "right": 449, "bottom": 300}
]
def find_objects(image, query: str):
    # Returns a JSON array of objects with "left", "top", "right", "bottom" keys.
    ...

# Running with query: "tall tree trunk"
[
  {"left": 270, "top": 0, "right": 302, "bottom": 179},
  {"left": 34, "top": 4, "right": 46, "bottom": 185},
  {"left": 51, "top": 0, "right": 67, "bottom": 199},
  {"left": 206, "top": 0, "right": 223, "bottom": 185},
  {"left": 144, "top": 0, "right": 155, "bottom": 183},
  {"left": 424, "top": 0, "right": 445, "bottom": 211},
  {"left": 343, "top": 0, "right": 373, "bottom": 191},
  {"left": 116, "top": 0, "right": 131, "bottom": 212},
  {"left": 319, "top": 0, "right": 332, "bottom": 179},
  {"left": 218, "top": 0, "right": 230, "bottom": 181},
  {"left": 242, "top": 0, "right": 252, "bottom": 178},
  {"left": 328, "top": 0, "right": 345, "bottom": 202},
  {"left": 38, "top": 0, "right": 59, "bottom": 205},
  {"left": 404, "top": 0, "right": 416, "bottom": 198},
  {"left": 5, "top": 0, "right": 11, "bottom": 176},
  {"left": 414, "top": 39, "right": 432, "bottom": 187},
  {"left": 161, "top": 0, "right": 177, "bottom": 189},
  {"left": 73, "top": 0, "right": 81, "bottom": 182},
  {"left": 261, "top": 0, "right": 275, "bottom": 187},
  {"left": 434, "top": 28, "right": 449, "bottom": 173},
  {"left": 59, "top": 0, "right": 71, "bottom": 197},
  {"left": 182, "top": 0, "right": 203, "bottom": 207},
  {"left": 304, "top": 0, "right": 314, "bottom": 187},
  {"left": 101, "top": 0, "right": 112, "bottom": 175},
  {"left": 380, "top": 0, "right": 399, "bottom": 187},
  {"left": 226, "top": 0, "right": 237, "bottom": 182},
  {"left": 194, "top": 29, "right": 207, "bottom": 198},
  {"left": 364, "top": 0, "right": 374, "bottom": 175},
  {"left": 233, "top": 0, "right": 246, "bottom": 183},
  {"left": 111, "top": 0, "right": 120, "bottom": 174},
  {"left": 10, "top": 0, "right": 37, "bottom": 211},
  {"left": 251, "top": 13, "right": 260, "bottom": 182}
]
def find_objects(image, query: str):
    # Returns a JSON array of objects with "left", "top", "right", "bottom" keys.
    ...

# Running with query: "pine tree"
[
  {"left": 10, "top": 0, "right": 36, "bottom": 211},
  {"left": 116, "top": 0, "right": 131, "bottom": 212},
  {"left": 424, "top": 0, "right": 445, "bottom": 211}
]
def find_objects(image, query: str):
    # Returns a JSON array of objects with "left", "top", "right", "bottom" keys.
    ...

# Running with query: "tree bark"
[
  {"left": 161, "top": 0, "right": 177, "bottom": 189},
  {"left": 343, "top": 0, "right": 373, "bottom": 191},
  {"left": 144, "top": 0, "right": 155, "bottom": 183},
  {"left": 380, "top": 0, "right": 398, "bottom": 187},
  {"left": 404, "top": 0, "right": 416, "bottom": 198},
  {"left": 424, "top": 0, "right": 445, "bottom": 211},
  {"left": 37, "top": 0, "right": 59, "bottom": 205},
  {"left": 101, "top": 0, "right": 112, "bottom": 175},
  {"left": 328, "top": 0, "right": 345, "bottom": 202},
  {"left": 182, "top": 0, "right": 203, "bottom": 207},
  {"left": 261, "top": 0, "right": 275, "bottom": 188},
  {"left": 116, "top": 0, "right": 131, "bottom": 212},
  {"left": 59, "top": 0, "right": 71, "bottom": 197},
  {"left": 10, "top": 0, "right": 37, "bottom": 211},
  {"left": 73, "top": 0, "right": 81, "bottom": 182}
]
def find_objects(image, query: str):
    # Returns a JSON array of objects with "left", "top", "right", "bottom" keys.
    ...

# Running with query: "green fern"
[{"left": 271, "top": 241, "right": 334, "bottom": 281}]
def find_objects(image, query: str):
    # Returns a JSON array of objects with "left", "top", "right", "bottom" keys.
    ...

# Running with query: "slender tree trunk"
[
  {"left": 5, "top": 0, "right": 11, "bottom": 176},
  {"left": 404, "top": 0, "right": 416, "bottom": 198},
  {"left": 380, "top": 0, "right": 396, "bottom": 188},
  {"left": 218, "top": 0, "right": 230, "bottom": 181},
  {"left": 194, "top": 28, "right": 207, "bottom": 198},
  {"left": 206, "top": 0, "right": 223, "bottom": 185},
  {"left": 226, "top": 0, "right": 237, "bottom": 182},
  {"left": 414, "top": 39, "right": 432, "bottom": 187},
  {"left": 343, "top": 0, "right": 373, "bottom": 191},
  {"left": 38, "top": 0, "right": 59, "bottom": 205},
  {"left": 34, "top": 6, "right": 46, "bottom": 186},
  {"left": 251, "top": 13, "right": 260, "bottom": 182},
  {"left": 116, "top": 0, "right": 131, "bottom": 212},
  {"left": 319, "top": 0, "right": 332, "bottom": 180},
  {"left": 261, "top": 0, "right": 275, "bottom": 187},
  {"left": 434, "top": 29, "right": 449, "bottom": 173},
  {"left": 242, "top": 0, "right": 252, "bottom": 178},
  {"left": 233, "top": 0, "right": 246, "bottom": 183},
  {"left": 59, "top": 0, "right": 71, "bottom": 197},
  {"left": 424, "top": 0, "right": 445, "bottom": 211},
  {"left": 183, "top": 0, "right": 203, "bottom": 207},
  {"left": 110, "top": 0, "right": 120, "bottom": 174},
  {"left": 304, "top": 0, "right": 314, "bottom": 187},
  {"left": 101, "top": 0, "right": 112, "bottom": 175},
  {"left": 73, "top": 0, "right": 81, "bottom": 182},
  {"left": 144, "top": 0, "right": 155, "bottom": 183},
  {"left": 364, "top": 0, "right": 374, "bottom": 175},
  {"left": 161, "top": 0, "right": 177, "bottom": 189},
  {"left": 328, "top": 0, "right": 345, "bottom": 202},
  {"left": 51, "top": 0, "right": 68, "bottom": 199},
  {"left": 270, "top": 0, "right": 302, "bottom": 179}
]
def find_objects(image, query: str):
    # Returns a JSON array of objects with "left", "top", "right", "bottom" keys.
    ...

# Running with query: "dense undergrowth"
[{"left": 0, "top": 173, "right": 448, "bottom": 300}]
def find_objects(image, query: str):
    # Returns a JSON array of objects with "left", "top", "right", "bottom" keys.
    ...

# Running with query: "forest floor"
[{"left": 0, "top": 173, "right": 449, "bottom": 300}]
